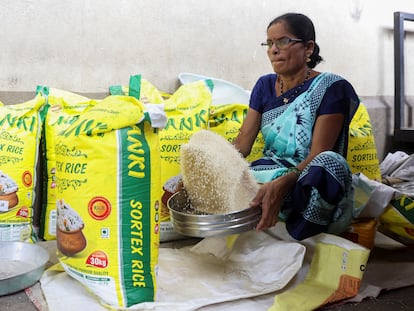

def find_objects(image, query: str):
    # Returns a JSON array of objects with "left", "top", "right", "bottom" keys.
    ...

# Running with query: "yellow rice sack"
[
  {"left": 110, "top": 74, "right": 186, "bottom": 242},
  {"left": 347, "top": 103, "right": 381, "bottom": 180},
  {"left": 160, "top": 80, "right": 212, "bottom": 182},
  {"left": 38, "top": 87, "right": 96, "bottom": 240},
  {"left": 109, "top": 74, "right": 165, "bottom": 104},
  {"left": 270, "top": 234, "right": 370, "bottom": 311},
  {"left": 379, "top": 194, "right": 414, "bottom": 244},
  {"left": 208, "top": 103, "right": 264, "bottom": 162},
  {"left": 54, "top": 95, "right": 161, "bottom": 308},
  {"left": 0, "top": 95, "right": 45, "bottom": 242},
  {"left": 158, "top": 80, "right": 211, "bottom": 224}
]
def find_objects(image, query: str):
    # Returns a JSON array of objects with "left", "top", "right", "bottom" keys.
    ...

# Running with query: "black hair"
[{"left": 267, "top": 13, "right": 323, "bottom": 68}]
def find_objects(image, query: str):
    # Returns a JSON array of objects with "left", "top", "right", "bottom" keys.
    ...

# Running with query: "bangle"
[{"left": 286, "top": 167, "right": 302, "bottom": 177}]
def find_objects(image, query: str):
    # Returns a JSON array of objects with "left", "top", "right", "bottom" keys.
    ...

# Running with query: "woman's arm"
[
  {"left": 297, "top": 112, "right": 345, "bottom": 171},
  {"left": 251, "top": 112, "right": 345, "bottom": 231},
  {"left": 233, "top": 108, "right": 262, "bottom": 158}
]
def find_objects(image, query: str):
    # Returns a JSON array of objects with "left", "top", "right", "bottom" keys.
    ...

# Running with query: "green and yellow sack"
[
  {"left": 347, "top": 103, "right": 381, "bottom": 180},
  {"left": 54, "top": 95, "right": 161, "bottom": 308},
  {"left": 0, "top": 94, "right": 46, "bottom": 242},
  {"left": 109, "top": 74, "right": 165, "bottom": 104},
  {"left": 380, "top": 194, "right": 414, "bottom": 244},
  {"left": 208, "top": 103, "right": 264, "bottom": 162},
  {"left": 38, "top": 87, "right": 95, "bottom": 240}
]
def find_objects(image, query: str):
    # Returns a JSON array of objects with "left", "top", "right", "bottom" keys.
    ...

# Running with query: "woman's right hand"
[{"left": 250, "top": 173, "right": 297, "bottom": 231}]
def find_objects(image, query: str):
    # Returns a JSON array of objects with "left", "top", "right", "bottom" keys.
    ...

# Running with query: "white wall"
[{"left": 1, "top": 0, "right": 414, "bottom": 96}]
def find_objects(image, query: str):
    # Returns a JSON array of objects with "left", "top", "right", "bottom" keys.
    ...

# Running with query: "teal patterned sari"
[{"left": 250, "top": 72, "right": 358, "bottom": 240}]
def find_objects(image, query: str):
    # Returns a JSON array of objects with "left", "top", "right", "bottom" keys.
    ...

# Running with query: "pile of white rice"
[
  {"left": 180, "top": 130, "right": 259, "bottom": 214},
  {"left": 0, "top": 171, "right": 18, "bottom": 195}
]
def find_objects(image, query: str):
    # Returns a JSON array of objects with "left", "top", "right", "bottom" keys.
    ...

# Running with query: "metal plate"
[
  {"left": 167, "top": 190, "right": 261, "bottom": 238},
  {"left": 0, "top": 242, "right": 50, "bottom": 296}
]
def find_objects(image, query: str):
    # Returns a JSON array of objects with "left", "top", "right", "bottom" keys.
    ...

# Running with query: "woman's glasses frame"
[{"left": 261, "top": 37, "right": 303, "bottom": 50}]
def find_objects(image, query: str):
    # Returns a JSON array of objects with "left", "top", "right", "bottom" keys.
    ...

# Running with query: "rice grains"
[{"left": 180, "top": 130, "right": 259, "bottom": 214}]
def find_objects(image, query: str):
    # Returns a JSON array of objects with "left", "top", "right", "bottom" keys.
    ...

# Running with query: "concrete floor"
[
  {"left": 323, "top": 286, "right": 414, "bottom": 310},
  {"left": 2, "top": 284, "right": 414, "bottom": 311},
  {"left": 2, "top": 291, "right": 37, "bottom": 311}
]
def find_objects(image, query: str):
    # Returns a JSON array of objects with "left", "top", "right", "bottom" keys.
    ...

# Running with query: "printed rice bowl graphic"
[
  {"left": 161, "top": 175, "right": 182, "bottom": 220},
  {"left": 0, "top": 171, "right": 19, "bottom": 212},
  {"left": 56, "top": 199, "right": 87, "bottom": 256}
]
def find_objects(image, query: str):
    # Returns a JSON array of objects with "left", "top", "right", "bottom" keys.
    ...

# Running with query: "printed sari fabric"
[{"left": 249, "top": 72, "right": 359, "bottom": 240}]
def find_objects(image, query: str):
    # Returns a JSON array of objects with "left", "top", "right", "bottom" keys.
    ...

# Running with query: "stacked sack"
[
  {"left": 27, "top": 81, "right": 164, "bottom": 308},
  {"left": 110, "top": 75, "right": 214, "bottom": 242},
  {"left": 52, "top": 92, "right": 162, "bottom": 308},
  {"left": 38, "top": 87, "right": 95, "bottom": 241},
  {"left": 0, "top": 94, "right": 46, "bottom": 242}
]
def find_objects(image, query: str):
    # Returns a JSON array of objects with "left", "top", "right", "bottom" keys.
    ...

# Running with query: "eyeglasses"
[{"left": 261, "top": 37, "right": 303, "bottom": 50}]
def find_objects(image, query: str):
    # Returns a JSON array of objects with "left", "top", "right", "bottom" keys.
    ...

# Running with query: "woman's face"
[{"left": 266, "top": 21, "right": 311, "bottom": 76}]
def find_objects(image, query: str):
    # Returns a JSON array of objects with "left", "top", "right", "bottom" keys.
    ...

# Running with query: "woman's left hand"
[{"left": 250, "top": 174, "right": 297, "bottom": 231}]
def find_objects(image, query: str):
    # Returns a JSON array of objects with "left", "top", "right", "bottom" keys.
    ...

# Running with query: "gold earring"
[{"left": 306, "top": 56, "right": 311, "bottom": 63}]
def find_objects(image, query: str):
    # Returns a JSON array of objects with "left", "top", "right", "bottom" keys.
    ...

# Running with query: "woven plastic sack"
[
  {"left": 270, "top": 234, "right": 370, "bottom": 311},
  {"left": 158, "top": 80, "right": 212, "bottom": 232},
  {"left": 0, "top": 94, "right": 46, "bottom": 242},
  {"left": 347, "top": 103, "right": 381, "bottom": 180},
  {"left": 380, "top": 194, "right": 414, "bottom": 244},
  {"left": 54, "top": 95, "right": 161, "bottom": 308},
  {"left": 109, "top": 74, "right": 165, "bottom": 104},
  {"left": 209, "top": 103, "right": 264, "bottom": 162},
  {"left": 38, "top": 87, "right": 95, "bottom": 240}
]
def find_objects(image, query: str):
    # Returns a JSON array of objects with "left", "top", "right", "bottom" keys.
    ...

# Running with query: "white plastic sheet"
[{"left": 41, "top": 230, "right": 305, "bottom": 310}]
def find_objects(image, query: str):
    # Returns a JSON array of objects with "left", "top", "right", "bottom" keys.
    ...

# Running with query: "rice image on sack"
[
  {"left": 0, "top": 94, "right": 46, "bottom": 242},
  {"left": 56, "top": 199, "right": 86, "bottom": 256},
  {"left": 180, "top": 130, "right": 259, "bottom": 214},
  {"left": 54, "top": 95, "right": 161, "bottom": 308},
  {"left": 0, "top": 171, "right": 19, "bottom": 211}
]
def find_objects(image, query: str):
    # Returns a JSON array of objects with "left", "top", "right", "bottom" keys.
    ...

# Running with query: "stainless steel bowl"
[
  {"left": 167, "top": 190, "right": 261, "bottom": 237},
  {"left": 0, "top": 241, "right": 50, "bottom": 296}
]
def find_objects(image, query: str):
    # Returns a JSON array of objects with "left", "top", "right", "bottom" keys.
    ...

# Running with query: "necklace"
[{"left": 280, "top": 69, "right": 311, "bottom": 104}]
